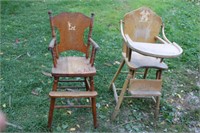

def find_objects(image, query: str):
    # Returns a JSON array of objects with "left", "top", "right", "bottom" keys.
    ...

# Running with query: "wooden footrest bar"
[
  {"left": 128, "top": 90, "right": 161, "bottom": 97},
  {"left": 128, "top": 79, "right": 162, "bottom": 97},
  {"left": 49, "top": 91, "right": 97, "bottom": 98},
  {"left": 55, "top": 105, "right": 92, "bottom": 108}
]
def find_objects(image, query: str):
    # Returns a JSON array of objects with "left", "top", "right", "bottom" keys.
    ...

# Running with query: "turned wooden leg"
[
  {"left": 52, "top": 77, "right": 59, "bottom": 91},
  {"left": 48, "top": 98, "right": 55, "bottom": 128},
  {"left": 91, "top": 97, "right": 97, "bottom": 128},
  {"left": 89, "top": 77, "right": 98, "bottom": 128},
  {"left": 48, "top": 76, "right": 59, "bottom": 128}
]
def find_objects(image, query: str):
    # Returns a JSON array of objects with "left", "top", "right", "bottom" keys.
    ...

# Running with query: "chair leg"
[
  {"left": 155, "top": 96, "right": 160, "bottom": 119},
  {"left": 143, "top": 68, "right": 149, "bottom": 79},
  {"left": 111, "top": 70, "right": 133, "bottom": 120},
  {"left": 91, "top": 97, "right": 98, "bottom": 128},
  {"left": 109, "top": 59, "right": 125, "bottom": 89},
  {"left": 53, "top": 77, "right": 59, "bottom": 91},
  {"left": 85, "top": 77, "right": 90, "bottom": 91},
  {"left": 156, "top": 70, "right": 162, "bottom": 79},
  {"left": 89, "top": 76, "right": 98, "bottom": 128},
  {"left": 48, "top": 76, "right": 59, "bottom": 128},
  {"left": 48, "top": 98, "right": 55, "bottom": 128}
]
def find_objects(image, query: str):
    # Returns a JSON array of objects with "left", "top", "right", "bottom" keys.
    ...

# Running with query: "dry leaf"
[
  {"left": 160, "top": 121, "right": 165, "bottom": 125},
  {"left": 114, "top": 61, "right": 120, "bottom": 65},
  {"left": 43, "top": 37, "right": 47, "bottom": 41},
  {"left": 104, "top": 63, "right": 112, "bottom": 66},
  {"left": 31, "top": 90, "right": 39, "bottom": 96},
  {"left": 2, "top": 103, "right": 6, "bottom": 108},
  {"left": 42, "top": 71, "right": 52, "bottom": 77},
  {"left": 67, "top": 110, "right": 72, "bottom": 115},
  {"left": 44, "top": 53, "right": 48, "bottom": 56},
  {"left": 27, "top": 52, "right": 31, "bottom": 57},
  {"left": 70, "top": 128, "right": 76, "bottom": 131},
  {"left": 76, "top": 124, "right": 80, "bottom": 128},
  {"left": 86, "top": 99, "right": 89, "bottom": 103},
  {"left": 176, "top": 93, "right": 181, "bottom": 99}
]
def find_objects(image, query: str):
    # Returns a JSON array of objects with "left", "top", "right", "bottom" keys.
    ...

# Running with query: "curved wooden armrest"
[
  {"left": 89, "top": 38, "right": 100, "bottom": 50},
  {"left": 120, "top": 20, "right": 127, "bottom": 42},
  {"left": 48, "top": 37, "right": 57, "bottom": 67},
  {"left": 155, "top": 36, "right": 168, "bottom": 44},
  {"left": 125, "top": 34, "right": 183, "bottom": 58},
  {"left": 161, "top": 24, "right": 172, "bottom": 44},
  {"left": 89, "top": 38, "right": 99, "bottom": 67},
  {"left": 48, "top": 37, "right": 56, "bottom": 50}
]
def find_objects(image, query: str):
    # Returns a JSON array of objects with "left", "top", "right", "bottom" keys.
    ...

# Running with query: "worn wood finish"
[
  {"left": 47, "top": 11, "right": 99, "bottom": 129},
  {"left": 49, "top": 91, "right": 97, "bottom": 98},
  {"left": 125, "top": 34, "right": 183, "bottom": 58},
  {"left": 52, "top": 57, "right": 96, "bottom": 77},
  {"left": 128, "top": 79, "right": 162, "bottom": 97},
  {"left": 124, "top": 7, "right": 162, "bottom": 43},
  {"left": 52, "top": 12, "right": 90, "bottom": 54},
  {"left": 109, "top": 59, "right": 125, "bottom": 89},
  {"left": 122, "top": 52, "right": 168, "bottom": 69},
  {"left": 110, "top": 7, "right": 182, "bottom": 120}
]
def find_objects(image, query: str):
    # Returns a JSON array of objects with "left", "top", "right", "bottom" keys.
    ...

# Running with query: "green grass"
[{"left": 1, "top": 0, "right": 200, "bottom": 132}]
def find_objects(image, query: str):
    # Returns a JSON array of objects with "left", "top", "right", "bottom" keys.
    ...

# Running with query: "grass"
[{"left": 0, "top": 0, "right": 200, "bottom": 132}]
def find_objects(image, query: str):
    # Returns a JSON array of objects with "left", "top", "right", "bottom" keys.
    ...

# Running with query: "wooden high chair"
[
  {"left": 109, "top": 7, "right": 183, "bottom": 120},
  {"left": 47, "top": 11, "right": 99, "bottom": 128}
]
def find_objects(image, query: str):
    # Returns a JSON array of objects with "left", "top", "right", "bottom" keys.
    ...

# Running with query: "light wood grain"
[
  {"left": 52, "top": 57, "right": 96, "bottom": 76},
  {"left": 49, "top": 91, "right": 97, "bottom": 98},
  {"left": 128, "top": 79, "right": 162, "bottom": 96},
  {"left": 125, "top": 34, "right": 183, "bottom": 58},
  {"left": 122, "top": 52, "right": 168, "bottom": 69}
]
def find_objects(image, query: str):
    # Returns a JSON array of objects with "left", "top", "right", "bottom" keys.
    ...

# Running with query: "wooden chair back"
[
  {"left": 49, "top": 12, "right": 93, "bottom": 58},
  {"left": 122, "top": 7, "right": 162, "bottom": 52}
]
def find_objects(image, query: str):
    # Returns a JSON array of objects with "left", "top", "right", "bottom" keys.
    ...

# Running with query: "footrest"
[
  {"left": 49, "top": 91, "right": 97, "bottom": 98},
  {"left": 128, "top": 79, "right": 162, "bottom": 97}
]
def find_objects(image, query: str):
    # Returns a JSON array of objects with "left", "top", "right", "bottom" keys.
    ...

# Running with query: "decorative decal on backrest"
[
  {"left": 68, "top": 21, "right": 76, "bottom": 31},
  {"left": 140, "top": 9, "right": 150, "bottom": 22}
]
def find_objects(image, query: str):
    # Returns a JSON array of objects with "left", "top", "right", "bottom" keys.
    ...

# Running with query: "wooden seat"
[
  {"left": 47, "top": 11, "right": 99, "bottom": 129},
  {"left": 122, "top": 52, "right": 168, "bottom": 69},
  {"left": 109, "top": 7, "right": 182, "bottom": 120},
  {"left": 52, "top": 57, "right": 96, "bottom": 76}
]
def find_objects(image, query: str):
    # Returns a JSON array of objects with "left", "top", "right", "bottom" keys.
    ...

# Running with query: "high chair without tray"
[
  {"left": 109, "top": 7, "right": 183, "bottom": 120},
  {"left": 47, "top": 11, "right": 99, "bottom": 128}
]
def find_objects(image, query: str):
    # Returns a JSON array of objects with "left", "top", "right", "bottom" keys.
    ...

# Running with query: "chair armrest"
[
  {"left": 155, "top": 36, "right": 168, "bottom": 44},
  {"left": 161, "top": 24, "right": 172, "bottom": 44},
  {"left": 48, "top": 37, "right": 57, "bottom": 67},
  {"left": 89, "top": 38, "right": 99, "bottom": 67},
  {"left": 120, "top": 20, "right": 127, "bottom": 42},
  {"left": 48, "top": 37, "right": 56, "bottom": 50},
  {"left": 89, "top": 38, "right": 100, "bottom": 51}
]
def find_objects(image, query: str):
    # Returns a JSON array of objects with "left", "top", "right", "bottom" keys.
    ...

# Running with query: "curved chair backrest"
[
  {"left": 50, "top": 12, "right": 93, "bottom": 55},
  {"left": 124, "top": 7, "right": 162, "bottom": 43}
]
